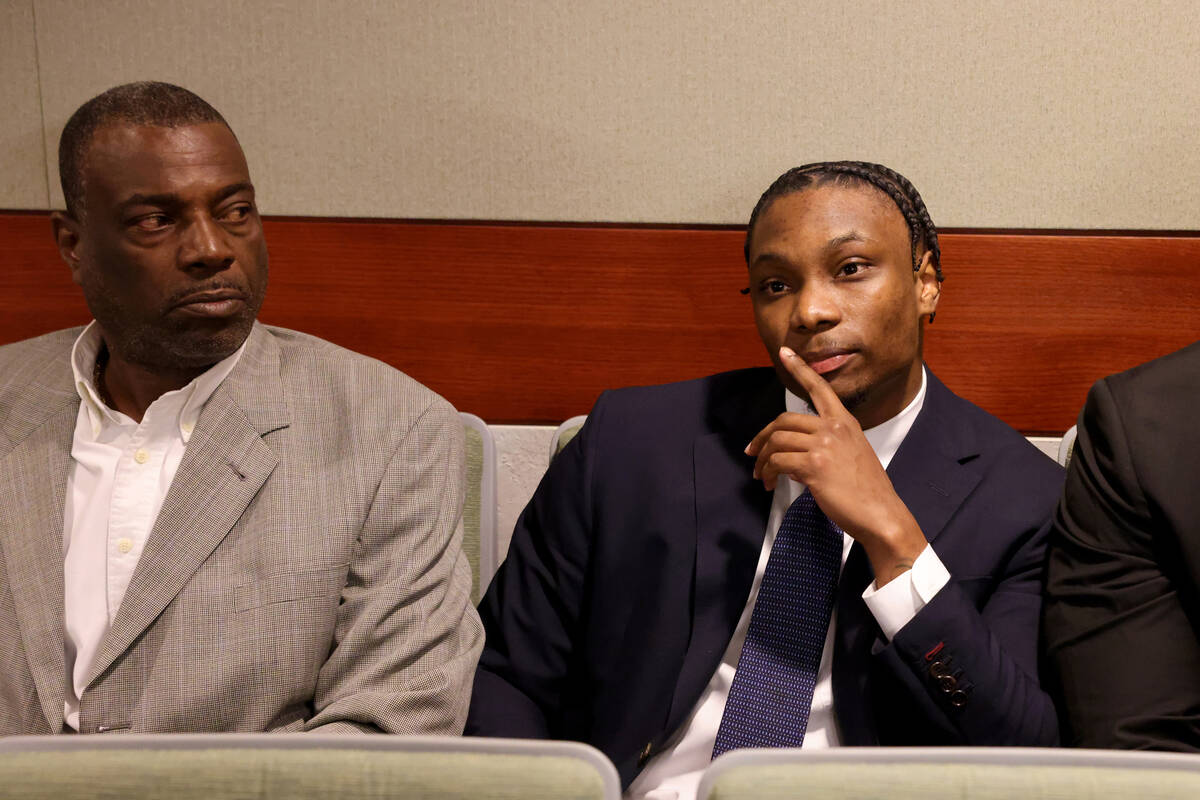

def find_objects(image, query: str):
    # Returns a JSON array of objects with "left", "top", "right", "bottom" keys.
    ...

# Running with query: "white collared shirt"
[
  {"left": 61, "top": 322, "right": 245, "bottom": 731},
  {"left": 626, "top": 368, "right": 950, "bottom": 800}
]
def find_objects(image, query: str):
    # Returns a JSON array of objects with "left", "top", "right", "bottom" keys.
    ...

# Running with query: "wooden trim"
[{"left": 3, "top": 211, "right": 1198, "bottom": 432}]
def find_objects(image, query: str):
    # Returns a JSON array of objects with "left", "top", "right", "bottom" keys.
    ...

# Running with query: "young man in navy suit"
[{"left": 468, "top": 162, "right": 1063, "bottom": 797}]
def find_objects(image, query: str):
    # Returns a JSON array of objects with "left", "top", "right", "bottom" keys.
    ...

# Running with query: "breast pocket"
[{"left": 234, "top": 564, "right": 349, "bottom": 613}]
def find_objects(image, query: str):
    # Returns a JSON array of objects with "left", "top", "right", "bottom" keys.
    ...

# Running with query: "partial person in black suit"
[
  {"left": 1045, "top": 342, "right": 1200, "bottom": 749},
  {"left": 469, "top": 162, "right": 1064, "bottom": 796}
]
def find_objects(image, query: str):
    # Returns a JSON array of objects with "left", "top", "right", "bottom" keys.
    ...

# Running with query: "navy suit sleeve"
[
  {"left": 1044, "top": 379, "right": 1200, "bottom": 749},
  {"left": 882, "top": 521, "right": 1059, "bottom": 745},
  {"left": 879, "top": 450, "right": 1062, "bottom": 746},
  {"left": 466, "top": 397, "right": 604, "bottom": 738}
]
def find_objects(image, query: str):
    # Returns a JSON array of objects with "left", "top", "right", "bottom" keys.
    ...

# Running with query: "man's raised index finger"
[{"left": 780, "top": 346, "right": 843, "bottom": 417}]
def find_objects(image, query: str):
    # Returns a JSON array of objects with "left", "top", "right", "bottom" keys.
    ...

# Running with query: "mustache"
[
  {"left": 163, "top": 280, "right": 249, "bottom": 307},
  {"left": 793, "top": 340, "right": 857, "bottom": 357}
]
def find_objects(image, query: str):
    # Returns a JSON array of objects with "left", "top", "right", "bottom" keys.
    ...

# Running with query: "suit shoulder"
[
  {"left": 594, "top": 367, "right": 775, "bottom": 415},
  {"left": 262, "top": 325, "right": 458, "bottom": 423},
  {"left": 0, "top": 329, "right": 81, "bottom": 452},
  {"left": 0, "top": 328, "right": 80, "bottom": 374},
  {"left": 562, "top": 368, "right": 778, "bottom": 464},
  {"left": 1079, "top": 341, "right": 1199, "bottom": 474},
  {"left": 933, "top": 375, "right": 1063, "bottom": 479},
  {"left": 1101, "top": 340, "right": 1200, "bottom": 411}
]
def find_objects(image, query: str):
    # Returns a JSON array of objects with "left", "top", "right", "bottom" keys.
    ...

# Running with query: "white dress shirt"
[
  {"left": 61, "top": 322, "right": 245, "bottom": 731},
  {"left": 626, "top": 368, "right": 950, "bottom": 800}
]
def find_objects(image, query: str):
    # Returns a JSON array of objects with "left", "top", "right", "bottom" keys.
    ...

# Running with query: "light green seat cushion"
[
  {"left": 706, "top": 761, "right": 1200, "bottom": 800},
  {"left": 0, "top": 748, "right": 608, "bottom": 800}
]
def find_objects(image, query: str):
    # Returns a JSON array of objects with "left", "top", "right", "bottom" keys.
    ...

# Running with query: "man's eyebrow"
[
  {"left": 749, "top": 251, "right": 787, "bottom": 270},
  {"left": 750, "top": 231, "right": 872, "bottom": 268},
  {"left": 117, "top": 192, "right": 179, "bottom": 211},
  {"left": 213, "top": 182, "right": 255, "bottom": 203},
  {"left": 825, "top": 231, "right": 869, "bottom": 251},
  {"left": 115, "top": 182, "right": 255, "bottom": 213}
]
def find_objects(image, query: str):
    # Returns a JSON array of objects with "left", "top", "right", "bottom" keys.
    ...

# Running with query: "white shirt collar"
[
  {"left": 69, "top": 320, "right": 247, "bottom": 441},
  {"left": 784, "top": 366, "right": 927, "bottom": 469}
]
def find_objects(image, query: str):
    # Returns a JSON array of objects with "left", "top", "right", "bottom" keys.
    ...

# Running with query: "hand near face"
[{"left": 746, "top": 346, "right": 928, "bottom": 587}]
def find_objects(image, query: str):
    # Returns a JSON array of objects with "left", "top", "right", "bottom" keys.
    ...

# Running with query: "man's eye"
[
  {"left": 223, "top": 204, "right": 253, "bottom": 222},
  {"left": 838, "top": 262, "right": 867, "bottom": 277},
  {"left": 760, "top": 280, "right": 789, "bottom": 295},
  {"left": 134, "top": 214, "right": 171, "bottom": 231}
]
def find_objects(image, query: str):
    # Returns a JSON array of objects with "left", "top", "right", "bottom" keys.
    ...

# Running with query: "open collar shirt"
[{"left": 61, "top": 321, "right": 245, "bottom": 731}]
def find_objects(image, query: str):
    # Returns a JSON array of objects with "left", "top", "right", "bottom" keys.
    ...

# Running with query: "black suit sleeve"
[
  {"left": 1044, "top": 378, "right": 1200, "bottom": 749},
  {"left": 465, "top": 396, "right": 604, "bottom": 738}
]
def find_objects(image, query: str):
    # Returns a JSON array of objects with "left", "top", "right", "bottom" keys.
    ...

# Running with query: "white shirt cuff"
[{"left": 860, "top": 544, "right": 951, "bottom": 641}]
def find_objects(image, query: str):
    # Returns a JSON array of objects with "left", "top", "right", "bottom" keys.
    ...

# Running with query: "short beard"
[
  {"left": 111, "top": 313, "right": 257, "bottom": 372},
  {"left": 838, "top": 386, "right": 870, "bottom": 412},
  {"left": 83, "top": 275, "right": 262, "bottom": 374}
]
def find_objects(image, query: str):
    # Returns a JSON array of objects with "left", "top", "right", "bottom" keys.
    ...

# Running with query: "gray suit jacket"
[{"left": 0, "top": 323, "right": 482, "bottom": 735}]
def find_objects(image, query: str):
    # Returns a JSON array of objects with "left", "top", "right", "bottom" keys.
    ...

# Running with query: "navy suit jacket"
[{"left": 469, "top": 367, "right": 1062, "bottom": 787}]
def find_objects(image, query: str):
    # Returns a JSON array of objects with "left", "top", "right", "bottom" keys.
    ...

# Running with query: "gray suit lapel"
[
  {"left": 0, "top": 350, "right": 78, "bottom": 732},
  {"left": 85, "top": 325, "right": 290, "bottom": 687}
]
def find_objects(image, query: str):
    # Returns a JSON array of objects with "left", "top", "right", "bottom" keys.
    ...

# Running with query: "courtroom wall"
[{"left": 3, "top": 0, "right": 1198, "bottom": 228}]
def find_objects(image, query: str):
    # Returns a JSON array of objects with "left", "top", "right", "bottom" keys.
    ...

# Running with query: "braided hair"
[{"left": 744, "top": 161, "right": 944, "bottom": 286}]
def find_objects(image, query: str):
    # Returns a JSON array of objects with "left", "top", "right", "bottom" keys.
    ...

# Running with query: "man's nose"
[
  {"left": 790, "top": 281, "right": 841, "bottom": 331},
  {"left": 179, "top": 215, "right": 235, "bottom": 271}
]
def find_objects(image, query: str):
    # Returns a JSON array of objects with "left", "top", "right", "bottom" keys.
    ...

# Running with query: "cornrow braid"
[{"left": 744, "top": 161, "right": 944, "bottom": 285}]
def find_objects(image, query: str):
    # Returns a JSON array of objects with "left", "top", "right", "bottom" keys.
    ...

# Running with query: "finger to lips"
[{"left": 779, "top": 346, "right": 843, "bottom": 417}]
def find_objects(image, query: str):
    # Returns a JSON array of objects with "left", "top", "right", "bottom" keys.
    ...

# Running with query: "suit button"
[
  {"left": 937, "top": 674, "right": 958, "bottom": 693},
  {"left": 950, "top": 689, "right": 970, "bottom": 708},
  {"left": 928, "top": 660, "right": 951, "bottom": 679},
  {"left": 638, "top": 741, "right": 654, "bottom": 766}
]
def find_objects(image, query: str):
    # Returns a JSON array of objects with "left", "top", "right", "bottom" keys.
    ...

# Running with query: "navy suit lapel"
[
  {"left": 665, "top": 370, "right": 780, "bottom": 734},
  {"left": 832, "top": 369, "right": 983, "bottom": 744}
]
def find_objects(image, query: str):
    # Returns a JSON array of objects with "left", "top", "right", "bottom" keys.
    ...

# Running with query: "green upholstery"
[
  {"left": 0, "top": 735, "right": 620, "bottom": 800},
  {"left": 462, "top": 423, "right": 484, "bottom": 601},
  {"left": 700, "top": 748, "right": 1200, "bottom": 800},
  {"left": 549, "top": 415, "right": 588, "bottom": 462},
  {"left": 0, "top": 750, "right": 602, "bottom": 800},
  {"left": 1058, "top": 423, "right": 1078, "bottom": 469},
  {"left": 458, "top": 413, "right": 497, "bottom": 603}
]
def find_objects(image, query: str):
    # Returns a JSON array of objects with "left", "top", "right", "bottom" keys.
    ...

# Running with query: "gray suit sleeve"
[{"left": 303, "top": 396, "right": 484, "bottom": 734}]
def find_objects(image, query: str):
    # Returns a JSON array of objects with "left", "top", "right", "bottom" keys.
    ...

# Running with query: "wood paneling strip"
[{"left": 3, "top": 212, "right": 1198, "bottom": 433}]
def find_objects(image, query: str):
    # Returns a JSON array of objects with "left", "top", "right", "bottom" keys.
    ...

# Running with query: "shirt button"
[
  {"left": 116, "top": 538, "right": 133, "bottom": 554},
  {"left": 134, "top": 449, "right": 149, "bottom": 464},
  {"left": 182, "top": 422, "right": 194, "bottom": 435}
]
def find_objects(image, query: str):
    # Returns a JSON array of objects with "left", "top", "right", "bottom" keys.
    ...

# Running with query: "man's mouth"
[
  {"left": 172, "top": 289, "right": 247, "bottom": 318},
  {"left": 800, "top": 349, "right": 854, "bottom": 375}
]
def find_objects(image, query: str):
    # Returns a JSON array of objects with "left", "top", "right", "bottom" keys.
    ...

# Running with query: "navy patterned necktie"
[{"left": 711, "top": 489, "right": 844, "bottom": 758}]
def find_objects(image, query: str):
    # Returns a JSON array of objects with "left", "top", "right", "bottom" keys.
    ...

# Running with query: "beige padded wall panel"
[
  {"left": 27, "top": 0, "right": 1200, "bottom": 226},
  {"left": 1, "top": 1, "right": 49, "bottom": 209}
]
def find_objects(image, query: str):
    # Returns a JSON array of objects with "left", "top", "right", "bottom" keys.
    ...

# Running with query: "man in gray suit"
[{"left": 0, "top": 82, "right": 482, "bottom": 735}]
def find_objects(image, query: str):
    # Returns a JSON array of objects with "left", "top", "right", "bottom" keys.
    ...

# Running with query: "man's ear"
[
  {"left": 50, "top": 211, "right": 85, "bottom": 286},
  {"left": 915, "top": 251, "right": 941, "bottom": 321}
]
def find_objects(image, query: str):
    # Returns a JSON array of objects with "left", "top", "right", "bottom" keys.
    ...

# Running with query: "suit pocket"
[{"left": 234, "top": 564, "right": 349, "bottom": 612}]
